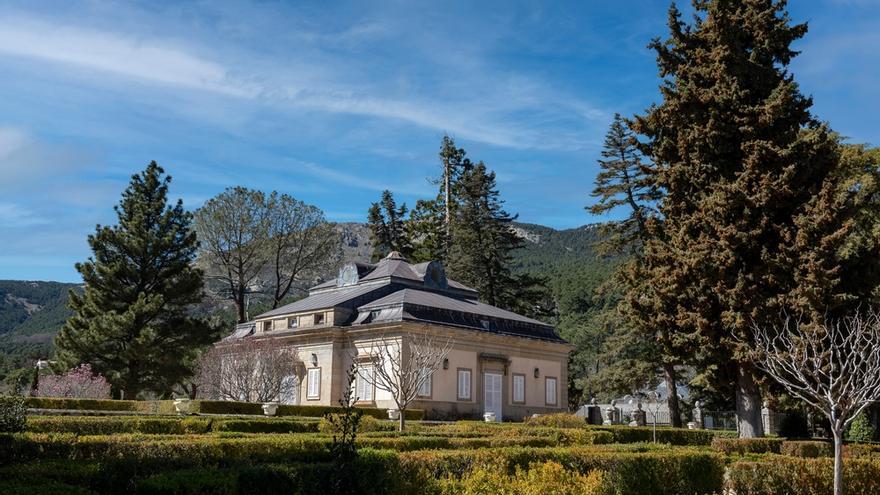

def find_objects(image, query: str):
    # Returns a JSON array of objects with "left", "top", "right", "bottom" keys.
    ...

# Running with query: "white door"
[{"left": 483, "top": 372, "right": 502, "bottom": 421}]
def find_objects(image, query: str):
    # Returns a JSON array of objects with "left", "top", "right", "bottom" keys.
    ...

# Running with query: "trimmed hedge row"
[
  {"left": 726, "top": 455, "right": 880, "bottom": 494},
  {"left": 711, "top": 437, "right": 784, "bottom": 455},
  {"left": 26, "top": 397, "right": 425, "bottom": 420},
  {"left": 27, "top": 416, "right": 322, "bottom": 435},
  {"left": 781, "top": 440, "right": 834, "bottom": 458},
  {"left": 0, "top": 446, "right": 721, "bottom": 495},
  {"left": 398, "top": 446, "right": 725, "bottom": 495}
]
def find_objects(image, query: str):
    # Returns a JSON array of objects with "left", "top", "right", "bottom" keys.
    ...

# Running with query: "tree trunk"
[
  {"left": 398, "top": 410, "right": 406, "bottom": 432},
  {"left": 735, "top": 363, "right": 764, "bottom": 438},
  {"left": 833, "top": 427, "right": 843, "bottom": 495},
  {"left": 663, "top": 363, "right": 682, "bottom": 428}
]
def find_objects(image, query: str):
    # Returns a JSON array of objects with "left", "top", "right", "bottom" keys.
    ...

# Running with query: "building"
[{"left": 224, "top": 252, "right": 570, "bottom": 421}]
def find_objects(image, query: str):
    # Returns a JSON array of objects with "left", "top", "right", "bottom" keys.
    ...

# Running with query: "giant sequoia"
[{"left": 631, "top": 1, "right": 880, "bottom": 436}]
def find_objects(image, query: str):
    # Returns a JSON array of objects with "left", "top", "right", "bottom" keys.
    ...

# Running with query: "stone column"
[{"left": 762, "top": 401, "right": 777, "bottom": 436}]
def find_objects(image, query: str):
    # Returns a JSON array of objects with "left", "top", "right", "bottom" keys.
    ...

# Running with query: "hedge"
[
  {"left": 726, "top": 456, "right": 880, "bottom": 494},
  {"left": 26, "top": 416, "right": 322, "bottom": 435},
  {"left": 711, "top": 437, "right": 784, "bottom": 455},
  {"left": 781, "top": 440, "right": 834, "bottom": 458},
  {"left": 397, "top": 446, "right": 725, "bottom": 495},
  {"left": 584, "top": 425, "right": 724, "bottom": 446}
]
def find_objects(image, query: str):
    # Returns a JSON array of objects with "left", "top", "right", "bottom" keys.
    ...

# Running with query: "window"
[
  {"left": 307, "top": 368, "right": 321, "bottom": 400},
  {"left": 417, "top": 369, "right": 432, "bottom": 398},
  {"left": 314, "top": 313, "right": 325, "bottom": 325},
  {"left": 288, "top": 317, "right": 298, "bottom": 329},
  {"left": 457, "top": 368, "right": 472, "bottom": 400},
  {"left": 263, "top": 321, "right": 272, "bottom": 332},
  {"left": 545, "top": 377, "right": 557, "bottom": 406},
  {"left": 356, "top": 365, "right": 374, "bottom": 402},
  {"left": 512, "top": 374, "right": 525, "bottom": 404}
]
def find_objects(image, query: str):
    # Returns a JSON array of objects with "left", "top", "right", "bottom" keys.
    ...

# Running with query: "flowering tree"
[
  {"left": 195, "top": 337, "right": 300, "bottom": 403},
  {"left": 36, "top": 364, "right": 111, "bottom": 399},
  {"left": 752, "top": 311, "right": 880, "bottom": 495}
]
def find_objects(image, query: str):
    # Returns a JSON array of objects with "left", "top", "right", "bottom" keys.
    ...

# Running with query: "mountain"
[
  {"left": 0, "top": 222, "right": 616, "bottom": 387},
  {"left": 0, "top": 280, "right": 80, "bottom": 381}
]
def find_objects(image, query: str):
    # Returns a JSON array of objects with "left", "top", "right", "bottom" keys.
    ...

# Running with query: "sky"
[{"left": 0, "top": 0, "right": 878, "bottom": 282}]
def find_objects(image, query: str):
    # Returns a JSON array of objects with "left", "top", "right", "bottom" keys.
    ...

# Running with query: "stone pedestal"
[
  {"left": 632, "top": 403, "right": 647, "bottom": 427},
  {"left": 603, "top": 406, "right": 617, "bottom": 425},
  {"left": 762, "top": 401, "right": 778, "bottom": 435}
]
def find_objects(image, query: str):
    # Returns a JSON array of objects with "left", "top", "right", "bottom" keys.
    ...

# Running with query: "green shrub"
[
  {"left": 845, "top": 443, "right": 880, "bottom": 459},
  {"left": 398, "top": 446, "right": 724, "bottom": 495},
  {"left": 319, "top": 414, "right": 395, "bottom": 434},
  {"left": 726, "top": 456, "right": 880, "bottom": 494},
  {"left": 27, "top": 416, "right": 212, "bottom": 435},
  {"left": 211, "top": 418, "right": 318, "bottom": 434},
  {"left": 711, "top": 437, "right": 783, "bottom": 455},
  {"left": 781, "top": 440, "right": 833, "bottom": 458},
  {"left": 846, "top": 412, "right": 877, "bottom": 443},
  {"left": 441, "top": 461, "right": 609, "bottom": 495},
  {"left": 25, "top": 397, "right": 139, "bottom": 411},
  {"left": 585, "top": 425, "right": 721, "bottom": 445},
  {"left": 523, "top": 413, "right": 586, "bottom": 428},
  {"left": 1, "top": 395, "right": 27, "bottom": 433}
]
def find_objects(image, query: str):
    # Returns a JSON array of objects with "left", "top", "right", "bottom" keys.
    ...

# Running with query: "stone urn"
[
  {"left": 483, "top": 411, "right": 497, "bottom": 422},
  {"left": 173, "top": 398, "right": 191, "bottom": 416},
  {"left": 262, "top": 402, "right": 279, "bottom": 417},
  {"left": 387, "top": 409, "right": 400, "bottom": 420}
]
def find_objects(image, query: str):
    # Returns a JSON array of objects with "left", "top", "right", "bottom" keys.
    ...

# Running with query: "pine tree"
[
  {"left": 589, "top": 113, "right": 659, "bottom": 255},
  {"left": 447, "top": 163, "right": 522, "bottom": 307},
  {"left": 55, "top": 162, "right": 219, "bottom": 399},
  {"left": 438, "top": 135, "right": 472, "bottom": 250},
  {"left": 631, "top": 1, "right": 880, "bottom": 437},
  {"left": 407, "top": 198, "right": 447, "bottom": 263},
  {"left": 367, "top": 190, "right": 411, "bottom": 261}
]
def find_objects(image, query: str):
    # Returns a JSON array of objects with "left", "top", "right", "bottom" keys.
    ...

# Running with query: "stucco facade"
[{"left": 224, "top": 253, "right": 571, "bottom": 421}]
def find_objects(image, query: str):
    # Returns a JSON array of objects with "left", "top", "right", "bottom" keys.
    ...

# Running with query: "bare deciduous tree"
[
  {"left": 357, "top": 332, "right": 453, "bottom": 431},
  {"left": 195, "top": 337, "right": 300, "bottom": 403},
  {"left": 264, "top": 193, "right": 340, "bottom": 309},
  {"left": 751, "top": 310, "right": 880, "bottom": 495}
]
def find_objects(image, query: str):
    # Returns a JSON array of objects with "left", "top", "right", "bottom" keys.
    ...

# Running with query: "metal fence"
[{"left": 703, "top": 410, "right": 737, "bottom": 430}]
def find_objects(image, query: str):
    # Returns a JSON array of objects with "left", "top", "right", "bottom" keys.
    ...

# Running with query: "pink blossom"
[{"left": 36, "top": 364, "right": 111, "bottom": 399}]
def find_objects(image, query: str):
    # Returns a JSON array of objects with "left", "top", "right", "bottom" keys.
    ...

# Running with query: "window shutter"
[
  {"left": 307, "top": 368, "right": 321, "bottom": 399},
  {"left": 513, "top": 375, "right": 524, "bottom": 403}
]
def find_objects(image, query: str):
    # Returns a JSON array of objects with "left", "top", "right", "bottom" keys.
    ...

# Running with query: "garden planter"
[
  {"left": 387, "top": 408, "right": 400, "bottom": 420},
  {"left": 173, "top": 398, "right": 191, "bottom": 415},
  {"left": 262, "top": 402, "right": 279, "bottom": 416},
  {"left": 483, "top": 412, "right": 497, "bottom": 422}
]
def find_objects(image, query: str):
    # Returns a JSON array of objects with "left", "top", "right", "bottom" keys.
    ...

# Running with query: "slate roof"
[{"left": 248, "top": 252, "right": 564, "bottom": 343}]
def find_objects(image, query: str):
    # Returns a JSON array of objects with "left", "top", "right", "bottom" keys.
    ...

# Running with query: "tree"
[
  {"left": 357, "top": 332, "right": 452, "bottom": 431},
  {"left": 407, "top": 198, "right": 447, "bottom": 263},
  {"left": 588, "top": 113, "right": 658, "bottom": 256},
  {"left": 55, "top": 162, "right": 219, "bottom": 399},
  {"left": 587, "top": 114, "right": 683, "bottom": 426},
  {"left": 438, "top": 135, "right": 472, "bottom": 250},
  {"left": 752, "top": 310, "right": 880, "bottom": 495},
  {"left": 194, "top": 187, "right": 270, "bottom": 323},
  {"left": 367, "top": 190, "right": 411, "bottom": 261},
  {"left": 630, "top": 1, "right": 878, "bottom": 437},
  {"left": 447, "top": 163, "right": 522, "bottom": 308},
  {"left": 195, "top": 336, "right": 299, "bottom": 403},
  {"left": 35, "top": 364, "right": 110, "bottom": 399},
  {"left": 264, "top": 192, "right": 339, "bottom": 308}
]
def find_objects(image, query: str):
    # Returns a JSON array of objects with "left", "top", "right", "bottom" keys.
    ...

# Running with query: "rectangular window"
[
  {"left": 307, "top": 368, "right": 321, "bottom": 400},
  {"left": 457, "top": 368, "right": 472, "bottom": 401},
  {"left": 356, "top": 365, "right": 374, "bottom": 402},
  {"left": 314, "top": 313, "right": 325, "bottom": 325},
  {"left": 418, "top": 369, "right": 432, "bottom": 398},
  {"left": 263, "top": 321, "right": 272, "bottom": 332},
  {"left": 545, "top": 377, "right": 557, "bottom": 406},
  {"left": 288, "top": 317, "right": 298, "bottom": 329},
  {"left": 513, "top": 374, "right": 525, "bottom": 404}
]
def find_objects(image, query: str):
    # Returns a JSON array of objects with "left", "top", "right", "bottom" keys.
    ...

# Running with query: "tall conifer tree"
[
  {"left": 56, "top": 162, "right": 219, "bottom": 399},
  {"left": 632, "top": 1, "right": 880, "bottom": 436},
  {"left": 367, "top": 190, "right": 411, "bottom": 261}
]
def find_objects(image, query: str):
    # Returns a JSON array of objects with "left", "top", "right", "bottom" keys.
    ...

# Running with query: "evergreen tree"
[
  {"left": 407, "top": 198, "right": 447, "bottom": 263},
  {"left": 438, "top": 135, "right": 472, "bottom": 250},
  {"left": 55, "top": 162, "right": 219, "bottom": 399},
  {"left": 367, "top": 190, "right": 411, "bottom": 261},
  {"left": 631, "top": 1, "right": 880, "bottom": 437},
  {"left": 589, "top": 113, "right": 659, "bottom": 255},
  {"left": 447, "top": 163, "right": 522, "bottom": 307}
]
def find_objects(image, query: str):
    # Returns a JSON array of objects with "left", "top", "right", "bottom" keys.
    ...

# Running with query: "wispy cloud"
[
  {"left": 0, "top": 13, "right": 607, "bottom": 151},
  {"left": 0, "top": 202, "right": 50, "bottom": 227}
]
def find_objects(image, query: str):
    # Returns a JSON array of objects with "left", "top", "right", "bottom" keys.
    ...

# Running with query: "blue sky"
[{"left": 0, "top": 0, "right": 877, "bottom": 282}]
